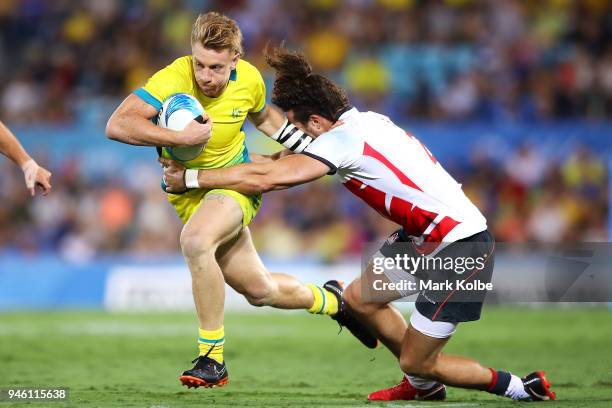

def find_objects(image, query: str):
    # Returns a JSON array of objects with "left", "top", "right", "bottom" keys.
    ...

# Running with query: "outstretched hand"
[
  {"left": 22, "top": 160, "right": 52, "bottom": 196},
  {"left": 158, "top": 157, "right": 187, "bottom": 194}
]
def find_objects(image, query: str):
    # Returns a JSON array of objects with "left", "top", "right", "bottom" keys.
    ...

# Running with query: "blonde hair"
[{"left": 191, "top": 12, "right": 243, "bottom": 56}]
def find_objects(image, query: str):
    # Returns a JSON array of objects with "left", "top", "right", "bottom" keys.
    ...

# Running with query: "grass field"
[{"left": 0, "top": 307, "right": 611, "bottom": 407}]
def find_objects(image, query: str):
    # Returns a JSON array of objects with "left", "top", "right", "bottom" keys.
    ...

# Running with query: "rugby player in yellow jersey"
[{"left": 106, "top": 12, "right": 375, "bottom": 388}]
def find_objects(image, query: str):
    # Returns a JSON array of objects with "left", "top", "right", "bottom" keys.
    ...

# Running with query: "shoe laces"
[
  {"left": 332, "top": 301, "right": 347, "bottom": 334},
  {"left": 335, "top": 319, "right": 344, "bottom": 335},
  {"left": 192, "top": 340, "right": 219, "bottom": 364}
]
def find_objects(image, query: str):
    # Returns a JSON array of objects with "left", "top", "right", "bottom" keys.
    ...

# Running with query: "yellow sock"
[
  {"left": 306, "top": 284, "right": 339, "bottom": 315},
  {"left": 198, "top": 326, "right": 225, "bottom": 364}
]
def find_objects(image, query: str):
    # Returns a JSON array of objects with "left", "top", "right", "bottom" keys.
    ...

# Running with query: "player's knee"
[
  {"left": 244, "top": 294, "right": 267, "bottom": 307},
  {"left": 343, "top": 280, "right": 362, "bottom": 310},
  {"left": 241, "top": 280, "right": 276, "bottom": 307},
  {"left": 180, "top": 226, "right": 217, "bottom": 259},
  {"left": 399, "top": 354, "right": 435, "bottom": 378},
  {"left": 344, "top": 280, "right": 380, "bottom": 315}
]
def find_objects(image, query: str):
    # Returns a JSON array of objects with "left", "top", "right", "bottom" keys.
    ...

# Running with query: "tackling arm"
[
  {"left": 249, "top": 149, "right": 295, "bottom": 163},
  {"left": 161, "top": 154, "right": 330, "bottom": 195},
  {"left": 248, "top": 105, "right": 312, "bottom": 153}
]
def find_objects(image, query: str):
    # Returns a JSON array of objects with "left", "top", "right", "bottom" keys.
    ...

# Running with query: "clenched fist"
[{"left": 158, "top": 157, "right": 188, "bottom": 194}]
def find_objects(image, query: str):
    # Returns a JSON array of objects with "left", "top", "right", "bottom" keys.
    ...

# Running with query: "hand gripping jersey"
[{"left": 303, "top": 108, "right": 487, "bottom": 254}]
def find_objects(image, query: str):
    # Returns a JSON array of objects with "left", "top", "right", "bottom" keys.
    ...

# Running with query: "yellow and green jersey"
[{"left": 134, "top": 56, "right": 266, "bottom": 169}]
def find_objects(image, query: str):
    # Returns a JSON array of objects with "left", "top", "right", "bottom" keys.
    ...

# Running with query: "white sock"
[
  {"left": 406, "top": 374, "right": 438, "bottom": 390},
  {"left": 504, "top": 374, "right": 530, "bottom": 400}
]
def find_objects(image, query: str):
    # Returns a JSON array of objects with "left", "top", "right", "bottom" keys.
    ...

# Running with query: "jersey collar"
[{"left": 338, "top": 107, "right": 358, "bottom": 121}]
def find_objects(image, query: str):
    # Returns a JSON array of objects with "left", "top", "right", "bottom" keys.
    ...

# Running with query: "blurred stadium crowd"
[
  {"left": 0, "top": 0, "right": 609, "bottom": 260},
  {"left": 1, "top": 0, "right": 611, "bottom": 122}
]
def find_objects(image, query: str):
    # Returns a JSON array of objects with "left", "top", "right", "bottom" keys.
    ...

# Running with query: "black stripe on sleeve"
[
  {"left": 290, "top": 134, "right": 309, "bottom": 151},
  {"left": 278, "top": 127, "right": 298, "bottom": 144},
  {"left": 302, "top": 151, "right": 337, "bottom": 175}
]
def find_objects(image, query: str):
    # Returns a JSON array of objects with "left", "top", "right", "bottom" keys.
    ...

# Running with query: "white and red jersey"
[{"left": 303, "top": 108, "right": 487, "bottom": 254}]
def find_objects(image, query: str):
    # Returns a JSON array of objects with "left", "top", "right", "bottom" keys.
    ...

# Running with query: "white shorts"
[{"left": 410, "top": 308, "right": 457, "bottom": 339}]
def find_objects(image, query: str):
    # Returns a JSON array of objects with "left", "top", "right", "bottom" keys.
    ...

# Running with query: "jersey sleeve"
[
  {"left": 133, "top": 57, "right": 193, "bottom": 111},
  {"left": 302, "top": 130, "right": 351, "bottom": 175},
  {"left": 249, "top": 68, "right": 267, "bottom": 113}
]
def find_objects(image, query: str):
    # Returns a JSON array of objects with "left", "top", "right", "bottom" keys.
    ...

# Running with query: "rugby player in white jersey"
[{"left": 160, "top": 46, "right": 556, "bottom": 402}]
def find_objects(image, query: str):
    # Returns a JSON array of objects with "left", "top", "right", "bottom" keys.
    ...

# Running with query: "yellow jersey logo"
[{"left": 231, "top": 108, "right": 243, "bottom": 119}]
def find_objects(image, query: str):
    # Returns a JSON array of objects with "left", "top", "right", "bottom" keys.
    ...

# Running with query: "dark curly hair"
[{"left": 264, "top": 45, "right": 351, "bottom": 124}]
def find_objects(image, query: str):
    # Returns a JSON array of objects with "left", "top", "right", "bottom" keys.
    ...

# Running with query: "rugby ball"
[{"left": 157, "top": 93, "right": 206, "bottom": 161}]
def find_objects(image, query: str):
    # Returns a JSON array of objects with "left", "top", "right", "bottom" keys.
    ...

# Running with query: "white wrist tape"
[
  {"left": 184, "top": 169, "right": 200, "bottom": 189},
  {"left": 270, "top": 119, "right": 312, "bottom": 153},
  {"left": 21, "top": 159, "right": 39, "bottom": 189}
]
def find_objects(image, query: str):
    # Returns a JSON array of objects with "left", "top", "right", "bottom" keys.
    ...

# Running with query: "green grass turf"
[{"left": 0, "top": 307, "right": 610, "bottom": 407}]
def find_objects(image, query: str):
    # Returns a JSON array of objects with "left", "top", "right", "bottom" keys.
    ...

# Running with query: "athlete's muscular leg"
[
  {"left": 180, "top": 193, "right": 243, "bottom": 330},
  {"left": 343, "top": 263, "right": 407, "bottom": 358},
  {"left": 399, "top": 325, "right": 492, "bottom": 389},
  {"left": 217, "top": 226, "right": 314, "bottom": 309}
]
